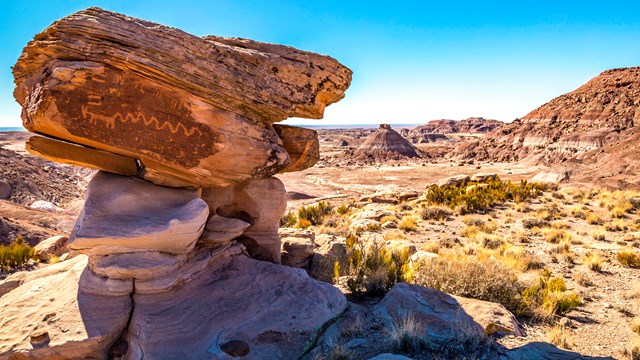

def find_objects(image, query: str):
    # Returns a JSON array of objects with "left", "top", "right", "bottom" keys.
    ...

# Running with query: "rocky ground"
[{"left": 2, "top": 130, "right": 639, "bottom": 358}]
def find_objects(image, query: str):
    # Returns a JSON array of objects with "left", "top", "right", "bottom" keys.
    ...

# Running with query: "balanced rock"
[
  {"left": 13, "top": 7, "right": 351, "bottom": 187},
  {"left": 69, "top": 171, "right": 209, "bottom": 256}
]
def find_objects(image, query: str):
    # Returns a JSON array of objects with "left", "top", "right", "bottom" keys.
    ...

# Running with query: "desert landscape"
[{"left": 0, "top": 4, "right": 639, "bottom": 360}]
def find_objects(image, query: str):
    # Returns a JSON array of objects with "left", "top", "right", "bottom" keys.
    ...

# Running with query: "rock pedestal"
[{"left": 2, "top": 6, "right": 351, "bottom": 360}]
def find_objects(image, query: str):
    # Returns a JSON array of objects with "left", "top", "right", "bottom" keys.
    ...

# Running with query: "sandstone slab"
[
  {"left": 13, "top": 8, "right": 351, "bottom": 187},
  {"left": 279, "top": 228, "right": 316, "bottom": 269},
  {"left": 273, "top": 124, "right": 320, "bottom": 173},
  {"left": 33, "top": 235, "right": 69, "bottom": 261},
  {"left": 69, "top": 171, "right": 208, "bottom": 256},
  {"left": 199, "top": 215, "right": 251, "bottom": 248},
  {"left": 0, "top": 255, "right": 132, "bottom": 360},
  {"left": 26, "top": 135, "right": 139, "bottom": 177},
  {"left": 124, "top": 252, "right": 347, "bottom": 359}
]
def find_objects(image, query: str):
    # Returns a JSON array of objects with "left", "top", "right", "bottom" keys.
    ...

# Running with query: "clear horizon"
[{"left": 2, "top": 1, "right": 640, "bottom": 127}]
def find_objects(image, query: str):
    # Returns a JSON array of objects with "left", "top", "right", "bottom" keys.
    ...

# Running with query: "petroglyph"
[{"left": 81, "top": 105, "right": 205, "bottom": 137}]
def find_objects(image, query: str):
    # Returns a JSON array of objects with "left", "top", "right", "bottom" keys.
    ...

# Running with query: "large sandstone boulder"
[
  {"left": 13, "top": 7, "right": 351, "bottom": 187},
  {"left": 32, "top": 235, "right": 69, "bottom": 261},
  {"left": 203, "top": 177, "right": 287, "bottom": 263},
  {"left": 124, "top": 251, "right": 347, "bottom": 359},
  {"left": 280, "top": 228, "right": 316, "bottom": 269},
  {"left": 0, "top": 255, "right": 132, "bottom": 360},
  {"left": 69, "top": 171, "right": 208, "bottom": 256}
]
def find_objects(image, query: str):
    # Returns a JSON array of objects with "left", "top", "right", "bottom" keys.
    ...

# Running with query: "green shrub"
[
  {"left": 344, "top": 234, "right": 412, "bottom": 296},
  {"left": 279, "top": 211, "right": 297, "bottom": 227},
  {"left": 421, "top": 206, "right": 452, "bottom": 221},
  {"left": 521, "top": 270, "right": 582, "bottom": 318},
  {"left": 423, "top": 178, "right": 546, "bottom": 214},
  {"left": 297, "top": 201, "right": 333, "bottom": 226},
  {"left": 336, "top": 204, "right": 350, "bottom": 215},
  {"left": 0, "top": 236, "right": 34, "bottom": 270}
]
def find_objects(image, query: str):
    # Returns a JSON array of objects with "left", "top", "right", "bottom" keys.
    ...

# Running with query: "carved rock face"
[{"left": 13, "top": 7, "right": 352, "bottom": 187}]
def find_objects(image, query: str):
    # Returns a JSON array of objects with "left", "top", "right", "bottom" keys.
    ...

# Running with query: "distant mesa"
[
  {"left": 401, "top": 117, "right": 503, "bottom": 144},
  {"left": 352, "top": 123, "right": 420, "bottom": 162}
]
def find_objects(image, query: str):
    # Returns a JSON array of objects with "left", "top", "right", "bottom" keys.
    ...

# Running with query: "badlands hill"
[
  {"left": 408, "top": 117, "right": 503, "bottom": 135},
  {"left": 458, "top": 67, "right": 640, "bottom": 186}
]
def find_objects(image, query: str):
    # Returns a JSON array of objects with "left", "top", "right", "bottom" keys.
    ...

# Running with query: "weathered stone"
[
  {"left": 274, "top": 124, "right": 320, "bottom": 173},
  {"left": 350, "top": 219, "right": 381, "bottom": 232},
  {"left": 310, "top": 238, "right": 349, "bottom": 283},
  {"left": 89, "top": 251, "right": 187, "bottom": 280},
  {"left": 280, "top": 228, "right": 316, "bottom": 269},
  {"left": 26, "top": 135, "right": 139, "bottom": 177},
  {"left": 368, "top": 354, "right": 414, "bottom": 360},
  {"left": 437, "top": 175, "right": 470, "bottom": 187},
  {"left": 351, "top": 208, "right": 394, "bottom": 221},
  {"left": 373, "top": 283, "right": 484, "bottom": 345},
  {"left": 33, "top": 235, "right": 69, "bottom": 261},
  {"left": 124, "top": 252, "right": 347, "bottom": 359},
  {"left": 531, "top": 168, "right": 571, "bottom": 184},
  {"left": 0, "top": 180, "right": 11, "bottom": 199},
  {"left": 507, "top": 342, "right": 598, "bottom": 360},
  {"left": 470, "top": 173, "right": 498, "bottom": 182},
  {"left": 0, "top": 255, "right": 132, "bottom": 360},
  {"left": 199, "top": 215, "right": 250, "bottom": 248},
  {"left": 210, "top": 177, "right": 287, "bottom": 263},
  {"left": 455, "top": 296, "right": 524, "bottom": 337},
  {"left": 69, "top": 171, "right": 208, "bottom": 256},
  {"left": 13, "top": 7, "right": 351, "bottom": 187},
  {"left": 30, "top": 200, "right": 63, "bottom": 212}
]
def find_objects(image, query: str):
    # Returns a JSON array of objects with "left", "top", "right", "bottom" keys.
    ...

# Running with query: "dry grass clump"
[
  {"left": 398, "top": 217, "right": 418, "bottom": 232},
  {"left": 328, "top": 346, "right": 352, "bottom": 360},
  {"left": 515, "top": 202, "right": 531, "bottom": 213},
  {"left": 379, "top": 215, "right": 399, "bottom": 224},
  {"left": 522, "top": 217, "right": 550, "bottom": 229},
  {"left": 573, "top": 273, "right": 593, "bottom": 287},
  {"left": 570, "top": 206, "right": 587, "bottom": 219},
  {"left": 420, "top": 206, "right": 452, "bottom": 221},
  {"left": 586, "top": 212, "right": 602, "bottom": 225},
  {"left": 551, "top": 221, "right": 571, "bottom": 230},
  {"left": 548, "top": 242, "right": 571, "bottom": 254},
  {"left": 546, "top": 325, "right": 573, "bottom": 350},
  {"left": 496, "top": 245, "right": 544, "bottom": 272},
  {"left": 605, "top": 219, "right": 628, "bottom": 232},
  {"left": 632, "top": 318, "right": 640, "bottom": 335},
  {"left": 592, "top": 229, "right": 606, "bottom": 241},
  {"left": 627, "top": 338, "right": 640, "bottom": 360},
  {"left": 412, "top": 255, "right": 524, "bottom": 313},
  {"left": 543, "top": 229, "right": 572, "bottom": 244},
  {"left": 386, "top": 314, "right": 427, "bottom": 353},
  {"left": 618, "top": 250, "right": 640, "bottom": 268},
  {"left": 0, "top": 236, "right": 34, "bottom": 270},
  {"left": 521, "top": 271, "right": 582, "bottom": 318},
  {"left": 582, "top": 253, "right": 604, "bottom": 272},
  {"left": 480, "top": 234, "right": 504, "bottom": 250}
]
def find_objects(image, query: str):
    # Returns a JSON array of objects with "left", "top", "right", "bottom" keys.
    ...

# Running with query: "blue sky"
[{"left": 1, "top": 1, "right": 640, "bottom": 126}]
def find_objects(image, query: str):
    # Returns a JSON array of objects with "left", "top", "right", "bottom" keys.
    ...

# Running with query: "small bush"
[
  {"left": 481, "top": 234, "right": 504, "bottom": 250},
  {"left": 0, "top": 236, "right": 34, "bottom": 270},
  {"left": 586, "top": 213, "right": 602, "bottom": 225},
  {"left": 592, "top": 230, "right": 606, "bottom": 241},
  {"left": 605, "top": 219, "right": 628, "bottom": 232},
  {"left": 523, "top": 218, "right": 550, "bottom": 229},
  {"left": 298, "top": 201, "right": 333, "bottom": 226},
  {"left": 632, "top": 318, "right": 640, "bottom": 335},
  {"left": 295, "top": 218, "right": 311, "bottom": 229},
  {"left": 521, "top": 271, "right": 582, "bottom": 318},
  {"left": 398, "top": 217, "right": 418, "bottom": 232},
  {"left": 412, "top": 256, "right": 524, "bottom": 314},
  {"left": 583, "top": 253, "right": 603, "bottom": 272},
  {"left": 336, "top": 204, "right": 350, "bottom": 215},
  {"left": 279, "top": 211, "right": 297, "bottom": 227},
  {"left": 627, "top": 338, "right": 640, "bottom": 360},
  {"left": 546, "top": 325, "right": 572, "bottom": 350},
  {"left": 570, "top": 206, "right": 586, "bottom": 219},
  {"left": 380, "top": 215, "right": 398, "bottom": 224},
  {"left": 543, "top": 229, "right": 572, "bottom": 244},
  {"left": 421, "top": 206, "right": 452, "bottom": 221},
  {"left": 618, "top": 250, "right": 640, "bottom": 268},
  {"left": 344, "top": 235, "right": 412, "bottom": 296}
]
